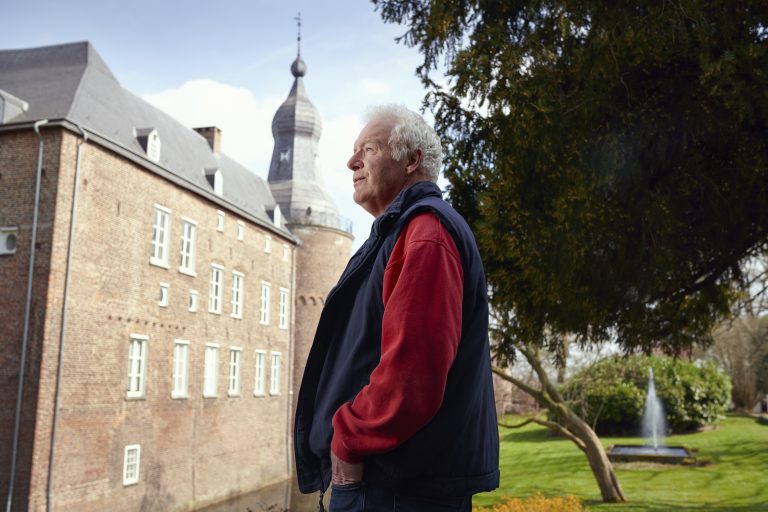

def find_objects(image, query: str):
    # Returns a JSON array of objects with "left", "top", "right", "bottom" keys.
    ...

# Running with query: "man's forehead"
[{"left": 355, "top": 119, "right": 394, "bottom": 146}]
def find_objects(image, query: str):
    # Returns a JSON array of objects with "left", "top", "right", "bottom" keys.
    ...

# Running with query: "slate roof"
[
  {"left": 0, "top": 41, "right": 282, "bottom": 231},
  {"left": 267, "top": 56, "right": 341, "bottom": 229}
]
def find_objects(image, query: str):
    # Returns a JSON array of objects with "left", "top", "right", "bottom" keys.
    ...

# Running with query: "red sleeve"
[{"left": 331, "top": 213, "right": 464, "bottom": 463}]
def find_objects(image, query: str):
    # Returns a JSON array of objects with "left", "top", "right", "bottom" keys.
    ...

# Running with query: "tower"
[{"left": 267, "top": 37, "right": 353, "bottom": 411}]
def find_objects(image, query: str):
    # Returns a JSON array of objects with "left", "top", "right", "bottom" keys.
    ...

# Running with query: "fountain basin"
[{"left": 607, "top": 444, "right": 696, "bottom": 464}]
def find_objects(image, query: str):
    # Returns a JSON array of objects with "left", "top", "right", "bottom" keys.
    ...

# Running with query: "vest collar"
[{"left": 373, "top": 181, "right": 443, "bottom": 236}]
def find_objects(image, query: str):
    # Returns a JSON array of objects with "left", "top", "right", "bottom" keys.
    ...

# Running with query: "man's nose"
[{"left": 347, "top": 152, "right": 362, "bottom": 171}]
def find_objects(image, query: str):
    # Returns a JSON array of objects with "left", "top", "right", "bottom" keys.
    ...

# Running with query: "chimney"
[{"left": 194, "top": 126, "right": 222, "bottom": 153}]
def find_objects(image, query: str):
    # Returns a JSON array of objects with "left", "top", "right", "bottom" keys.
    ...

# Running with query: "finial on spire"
[
  {"left": 294, "top": 11, "right": 302, "bottom": 57},
  {"left": 290, "top": 12, "right": 306, "bottom": 78}
]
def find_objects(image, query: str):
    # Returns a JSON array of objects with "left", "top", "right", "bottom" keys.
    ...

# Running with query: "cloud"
[
  {"left": 143, "top": 79, "right": 283, "bottom": 175},
  {"left": 144, "top": 79, "right": 373, "bottom": 248}
]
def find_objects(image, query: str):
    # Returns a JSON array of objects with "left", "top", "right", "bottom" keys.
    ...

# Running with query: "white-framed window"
[
  {"left": 260, "top": 281, "right": 271, "bottom": 325},
  {"left": 172, "top": 340, "right": 190, "bottom": 399},
  {"left": 189, "top": 290, "right": 199, "bottom": 312},
  {"left": 203, "top": 343, "right": 219, "bottom": 398},
  {"left": 158, "top": 282, "right": 169, "bottom": 307},
  {"left": 231, "top": 271, "right": 244, "bottom": 319},
  {"left": 279, "top": 287, "right": 290, "bottom": 330},
  {"left": 209, "top": 263, "right": 224, "bottom": 314},
  {"left": 270, "top": 352, "right": 281, "bottom": 395},
  {"left": 237, "top": 220, "right": 245, "bottom": 241},
  {"left": 127, "top": 335, "right": 148, "bottom": 399},
  {"left": 228, "top": 347, "right": 242, "bottom": 397},
  {"left": 264, "top": 235, "right": 272, "bottom": 253},
  {"left": 282, "top": 244, "right": 289, "bottom": 262},
  {"left": 216, "top": 210, "right": 225, "bottom": 232},
  {"left": 123, "top": 445, "right": 141, "bottom": 486},
  {"left": 179, "top": 217, "right": 197, "bottom": 276},
  {"left": 150, "top": 204, "right": 171, "bottom": 268},
  {"left": 254, "top": 350, "right": 266, "bottom": 396}
]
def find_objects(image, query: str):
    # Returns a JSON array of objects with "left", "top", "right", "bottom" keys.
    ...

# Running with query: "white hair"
[{"left": 363, "top": 104, "right": 443, "bottom": 181}]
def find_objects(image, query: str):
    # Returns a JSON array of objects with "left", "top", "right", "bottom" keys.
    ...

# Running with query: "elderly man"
[{"left": 294, "top": 105, "right": 499, "bottom": 512}]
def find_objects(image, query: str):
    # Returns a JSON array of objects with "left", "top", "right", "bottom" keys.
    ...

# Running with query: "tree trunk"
[
  {"left": 556, "top": 338, "right": 569, "bottom": 384},
  {"left": 555, "top": 402, "right": 627, "bottom": 502},
  {"left": 494, "top": 343, "right": 627, "bottom": 503}
]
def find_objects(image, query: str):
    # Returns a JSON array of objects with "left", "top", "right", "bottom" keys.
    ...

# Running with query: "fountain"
[
  {"left": 607, "top": 368, "right": 696, "bottom": 464},
  {"left": 641, "top": 368, "right": 666, "bottom": 449}
]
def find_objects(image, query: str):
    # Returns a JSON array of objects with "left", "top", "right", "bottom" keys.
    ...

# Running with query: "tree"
[
  {"left": 374, "top": 0, "right": 768, "bottom": 503},
  {"left": 491, "top": 338, "right": 627, "bottom": 502},
  {"left": 734, "top": 256, "right": 768, "bottom": 316},
  {"left": 713, "top": 256, "right": 768, "bottom": 411},
  {"left": 489, "top": 317, "right": 630, "bottom": 501},
  {"left": 709, "top": 314, "right": 768, "bottom": 410}
]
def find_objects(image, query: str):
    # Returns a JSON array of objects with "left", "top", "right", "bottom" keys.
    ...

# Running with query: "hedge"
[{"left": 561, "top": 355, "right": 731, "bottom": 435}]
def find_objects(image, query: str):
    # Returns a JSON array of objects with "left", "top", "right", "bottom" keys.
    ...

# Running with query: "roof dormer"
[
  {"left": 272, "top": 205, "right": 283, "bottom": 229},
  {"left": 205, "top": 168, "right": 223, "bottom": 197},
  {"left": 0, "top": 89, "right": 28, "bottom": 125},
  {"left": 135, "top": 128, "right": 161, "bottom": 163}
]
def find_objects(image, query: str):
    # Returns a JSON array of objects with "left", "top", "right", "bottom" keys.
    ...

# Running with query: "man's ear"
[{"left": 404, "top": 148, "right": 423, "bottom": 176}]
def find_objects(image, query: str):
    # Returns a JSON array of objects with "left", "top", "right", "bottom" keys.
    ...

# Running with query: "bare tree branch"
[
  {"left": 517, "top": 343, "right": 567, "bottom": 405},
  {"left": 497, "top": 416, "right": 542, "bottom": 429},
  {"left": 492, "top": 366, "right": 546, "bottom": 404}
]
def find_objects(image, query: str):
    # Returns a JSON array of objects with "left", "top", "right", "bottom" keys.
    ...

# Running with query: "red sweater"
[{"left": 331, "top": 213, "right": 464, "bottom": 464}]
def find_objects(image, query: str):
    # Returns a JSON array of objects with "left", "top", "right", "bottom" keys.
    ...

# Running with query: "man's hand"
[{"left": 331, "top": 450, "right": 363, "bottom": 485}]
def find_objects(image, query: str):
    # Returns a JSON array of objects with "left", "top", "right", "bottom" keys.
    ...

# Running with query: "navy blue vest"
[{"left": 294, "top": 182, "right": 499, "bottom": 497}]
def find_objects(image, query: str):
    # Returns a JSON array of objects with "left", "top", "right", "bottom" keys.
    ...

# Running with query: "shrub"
[
  {"left": 561, "top": 355, "right": 731, "bottom": 435},
  {"left": 472, "top": 493, "right": 588, "bottom": 512}
]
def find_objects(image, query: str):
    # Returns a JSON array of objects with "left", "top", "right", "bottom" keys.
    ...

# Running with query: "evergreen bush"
[{"left": 561, "top": 355, "right": 731, "bottom": 435}]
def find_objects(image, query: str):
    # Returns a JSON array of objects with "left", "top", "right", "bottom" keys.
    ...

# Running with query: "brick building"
[{"left": 0, "top": 42, "right": 352, "bottom": 511}]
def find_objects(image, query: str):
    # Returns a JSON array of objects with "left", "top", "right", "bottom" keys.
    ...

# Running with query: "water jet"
[{"left": 607, "top": 368, "right": 696, "bottom": 465}]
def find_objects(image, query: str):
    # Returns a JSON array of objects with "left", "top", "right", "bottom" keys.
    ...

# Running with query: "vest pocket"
[{"left": 329, "top": 482, "right": 365, "bottom": 510}]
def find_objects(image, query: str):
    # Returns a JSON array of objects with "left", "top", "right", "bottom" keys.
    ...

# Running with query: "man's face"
[{"left": 347, "top": 119, "right": 409, "bottom": 217}]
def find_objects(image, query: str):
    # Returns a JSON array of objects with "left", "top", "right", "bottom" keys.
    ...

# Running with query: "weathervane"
[{"left": 294, "top": 11, "right": 302, "bottom": 57}]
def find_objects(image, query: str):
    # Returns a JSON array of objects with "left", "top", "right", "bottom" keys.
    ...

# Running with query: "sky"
[{"left": 1, "top": 0, "right": 437, "bottom": 248}]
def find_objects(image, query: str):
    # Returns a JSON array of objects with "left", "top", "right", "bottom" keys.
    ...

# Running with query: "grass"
[{"left": 473, "top": 413, "right": 768, "bottom": 511}]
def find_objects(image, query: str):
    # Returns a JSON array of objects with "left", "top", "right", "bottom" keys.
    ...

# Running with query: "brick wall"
[
  {"left": 290, "top": 224, "right": 353, "bottom": 414},
  {"left": 2, "top": 126, "right": 302, "bottom": 512},
  {"left": 0, "top": 127, "right": 64, "bottom": 512}
]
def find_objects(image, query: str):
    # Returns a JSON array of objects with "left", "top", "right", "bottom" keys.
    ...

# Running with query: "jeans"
[{"left": 328, "top": 482, "right": 472, "bottom": 512}]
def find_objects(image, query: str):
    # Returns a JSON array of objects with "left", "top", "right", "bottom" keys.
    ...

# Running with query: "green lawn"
[{"left": 473, "top": 414, "right": 768, "bottom": 511}]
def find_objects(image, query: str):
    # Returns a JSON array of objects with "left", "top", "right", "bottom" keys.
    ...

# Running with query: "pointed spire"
[{"left": 267, "top": 19, "right": 340, "bottom": 229}]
